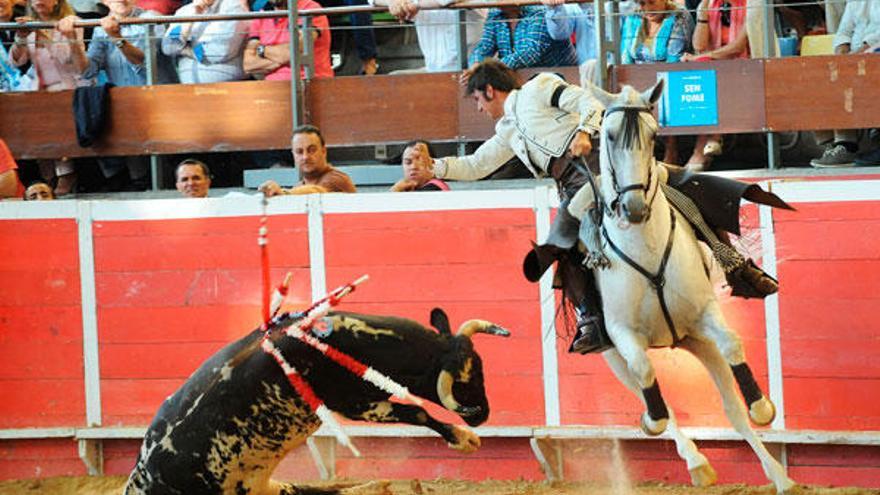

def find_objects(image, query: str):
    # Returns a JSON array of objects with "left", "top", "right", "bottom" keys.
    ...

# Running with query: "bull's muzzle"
[{"left": 437, "top": 370, "right": 481, "bottom": 417}]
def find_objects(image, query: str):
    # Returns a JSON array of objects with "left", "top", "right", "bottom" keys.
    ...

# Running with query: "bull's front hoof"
[
  {"left": 639, "top": 412, "right": 667, "bottom": 436},
  {"left": 749, "top": 396, "right": 776, "bottom": 426},
  {"left": 447, "top": 425, "right": 481, "bottom": 453},
  {"left": 339, "top": 480, "right": 392, "bottom": 495},
  {"left": 688, "top": 463, "right": 717, "bottom": 487}
]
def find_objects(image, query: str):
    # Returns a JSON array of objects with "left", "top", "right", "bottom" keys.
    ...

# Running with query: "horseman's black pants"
[{"left": 555, "top": 249, "right": 602, "bottom": 318}]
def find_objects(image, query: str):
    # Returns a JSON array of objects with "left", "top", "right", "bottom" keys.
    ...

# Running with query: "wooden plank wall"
[
  {"left": 2, "top": 56, "right": 879, "bottom": 160},
  {"left": 764, "top": 55, "right": 880, "bottom": 132},
  {"left": 0, "top": 80, "right": 295, "bottom": 160},
  {"left": 0, "top": 219, "right": 86, "bottom": 428},
  {"left": 93, "top": 214, "right": 313, "bottom": 425}
]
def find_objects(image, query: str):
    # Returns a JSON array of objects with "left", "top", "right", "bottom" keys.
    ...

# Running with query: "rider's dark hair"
[{"left": 466, "top": 59, "right": 521, "bottom": 97}]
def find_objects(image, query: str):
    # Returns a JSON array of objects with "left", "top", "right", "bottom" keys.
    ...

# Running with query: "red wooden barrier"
[
  {"left": 0, "top": 181, "right": 879, "bottom": 485},
  {"left": 0, "top": 219, "right": 85, "bottom": 429}
]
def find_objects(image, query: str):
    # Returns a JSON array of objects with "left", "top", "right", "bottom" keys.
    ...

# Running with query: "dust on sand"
[{"left": 0, "top": 476, "right": 877, "bottom": 495}]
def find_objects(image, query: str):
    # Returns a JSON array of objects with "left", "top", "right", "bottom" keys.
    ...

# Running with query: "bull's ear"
[{"left": 431, "top": 308, "right": 451, "bottom": 335}]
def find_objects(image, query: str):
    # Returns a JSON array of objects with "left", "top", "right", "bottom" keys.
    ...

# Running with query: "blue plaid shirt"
[{"left": 469, "top": 6, "right": 577, "bottom": 69}]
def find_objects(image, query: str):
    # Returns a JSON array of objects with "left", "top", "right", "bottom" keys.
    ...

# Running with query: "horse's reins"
[{"left": 582, "top": 104, "right": 683, "bottom": 346}]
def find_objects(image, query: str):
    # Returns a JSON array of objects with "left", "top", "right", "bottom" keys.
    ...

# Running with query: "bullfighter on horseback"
[{"left": 427, "top": 59, "right": 788, "bottom": 354}]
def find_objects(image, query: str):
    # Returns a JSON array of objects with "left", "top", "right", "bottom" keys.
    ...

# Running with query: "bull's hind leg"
[
  {"left": 607, "top": 330, "right": 668, "bottom": 435},
  {"left": 603, "top": 349, "right": 717, "bottom": 486},
  {"left": 699, "top": 301, "right": 776, "bottom": 426},
  {"left": 680, "top": 336, "right": 796, "bottom": 494}
]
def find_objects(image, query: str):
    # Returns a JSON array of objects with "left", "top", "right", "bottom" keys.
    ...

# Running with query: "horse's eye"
[{"left": 607, "top": 133, "right": 615, "bottom": 143}]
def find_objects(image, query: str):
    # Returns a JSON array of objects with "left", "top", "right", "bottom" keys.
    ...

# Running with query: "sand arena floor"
[{"left": 0, "top": 476, "right": 877, "bottom": 495}]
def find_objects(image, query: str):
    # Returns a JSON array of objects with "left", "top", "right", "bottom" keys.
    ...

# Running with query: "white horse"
[{"left": 580, "top": 81, "right": 796, "bottom": 494}]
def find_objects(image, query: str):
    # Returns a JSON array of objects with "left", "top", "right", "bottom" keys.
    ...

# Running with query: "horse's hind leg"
[
  {"left": 602, "top": 349, "right": 717, "bottom": 486},
  {"left": 680, "top": 337, "right": 796, "bottom": 494},
  {"left": 699, "top": 302, "right": 776, "bottom": 426}
]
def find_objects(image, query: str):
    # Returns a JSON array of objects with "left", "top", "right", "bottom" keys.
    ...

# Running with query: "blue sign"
[{"left": 657, "top": 70, "right": 718, "bottom": 127}]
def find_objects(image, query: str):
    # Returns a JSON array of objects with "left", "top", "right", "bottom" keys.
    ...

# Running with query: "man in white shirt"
[{"left": 372, "top": 0, "right": 486, "bottom": 72}]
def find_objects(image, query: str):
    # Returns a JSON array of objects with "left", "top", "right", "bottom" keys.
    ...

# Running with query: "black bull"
[{"left": 124, "top": 309, "right": 509, "bottom": 495}]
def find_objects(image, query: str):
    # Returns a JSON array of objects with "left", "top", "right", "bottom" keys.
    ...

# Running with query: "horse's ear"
[
  {"left": 642, "top": 79, "right": 664, "bottom": 106},
  {"left": 582, "top": 79, "right": 617, "bottom": 108},
  {"left": 431, "top": 308, "right": 452, "bottom": 335}
]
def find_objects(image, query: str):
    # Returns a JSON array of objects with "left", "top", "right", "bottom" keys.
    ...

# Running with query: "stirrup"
[
  {"left": 569, "top": 315, "right": 613, "bottom": 354},
  {"left": 582, "top": 251, "right": 610, "bottom": 270},
  {"left": 728, "top": 259, "right": 778, "bottom": 299}
]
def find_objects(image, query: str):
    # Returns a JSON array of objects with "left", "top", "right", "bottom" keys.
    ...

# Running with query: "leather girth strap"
[{"left": 601, "top": 208, "right": 682, "bottom": 347}]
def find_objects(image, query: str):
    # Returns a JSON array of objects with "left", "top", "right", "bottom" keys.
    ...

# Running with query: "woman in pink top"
[
  {"left": 9, "top": 0, "right": 91, "bottom": 91},
  {"left": 9, "top": 0, "right": 91, "bottom": 195},
  {"left": 680, "top": 0, "right": 748, "bottom": 170},
  {"left": 243, "top": 0, "right": 333, "bottom": 79}
]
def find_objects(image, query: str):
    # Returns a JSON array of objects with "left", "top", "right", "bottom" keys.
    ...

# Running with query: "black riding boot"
[
  {"left": 556, "top": 251, "right": 613, "bottom": 354},
  {"left": 714, "top": 230, "right": 779, "bottom": 298},
  {"left": 727, "top": 259, "right": 779, "bottom": 298}
]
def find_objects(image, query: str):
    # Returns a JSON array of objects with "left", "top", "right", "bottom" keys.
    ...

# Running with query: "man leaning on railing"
[
  {"left": 243, "top": 0, "right": 334, "bottom": 79},
  {"left": 371, "top": 0, "right": 487, "bottom": 73},
  {"left": 808, "top": 0, "right": 880, "bottom": 168},
  {"left": 162, "top": 0, "right": 249, "bottom": 83}
]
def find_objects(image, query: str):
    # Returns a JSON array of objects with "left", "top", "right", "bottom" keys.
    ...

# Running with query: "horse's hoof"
[
  {"left": 750, "top": 396, "right": 776, "bottom": 426},
  {"left": 639, "top": 412, "right": 667, "bottom": 436},
  {"left": 688, "top": 463, "right": 718, "bottom": 487},
  {"left": 778, "top": 479, "right": 799, "bottom": 494}
]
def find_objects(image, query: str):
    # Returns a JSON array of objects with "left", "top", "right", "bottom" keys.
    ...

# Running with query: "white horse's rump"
[{"left": 579, "top": 80, "right": 796, "bottom": 494}]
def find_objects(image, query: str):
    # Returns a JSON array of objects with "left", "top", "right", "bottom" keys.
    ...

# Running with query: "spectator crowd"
[{"left": 1, "top": 0, "right": 879, "bottom": 199}]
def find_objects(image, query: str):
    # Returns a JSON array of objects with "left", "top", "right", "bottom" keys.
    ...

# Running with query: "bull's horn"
[
  {"left": 436, "top": 370, "right": 481, "bottom": 417},
  {"left": 456, "top": 319, "right": 511, "bottom": 339}
]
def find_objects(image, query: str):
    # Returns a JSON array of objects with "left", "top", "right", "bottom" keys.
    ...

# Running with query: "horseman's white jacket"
[{"left": 434, "top": 73, "right": 605, "bottom": 181}]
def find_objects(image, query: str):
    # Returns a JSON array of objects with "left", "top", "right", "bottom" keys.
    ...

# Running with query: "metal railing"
[{"left": 0, "top": 0, "right": 860, "bottom": 178}]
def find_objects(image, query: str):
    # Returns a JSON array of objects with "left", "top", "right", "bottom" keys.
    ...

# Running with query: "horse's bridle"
[
  {"left": 592, "top": 104, "right": 683, "bottom": 346},
  {"left": 601, "top": 104, "right": 660, "bottom": 220}
]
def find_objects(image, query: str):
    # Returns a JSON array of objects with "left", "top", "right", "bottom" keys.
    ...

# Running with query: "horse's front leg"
[
  {"left": 338, "top": 401, "right": 480, "bottom": 453},
  {"left": 699, "top": 301, "right": 776, "bottom": 426},
  {"left": 605, "top": 329, "right": 669, "bottom": 435},
  {"left": 603, "top": 349, "right": 716, "bottom": 486}
]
